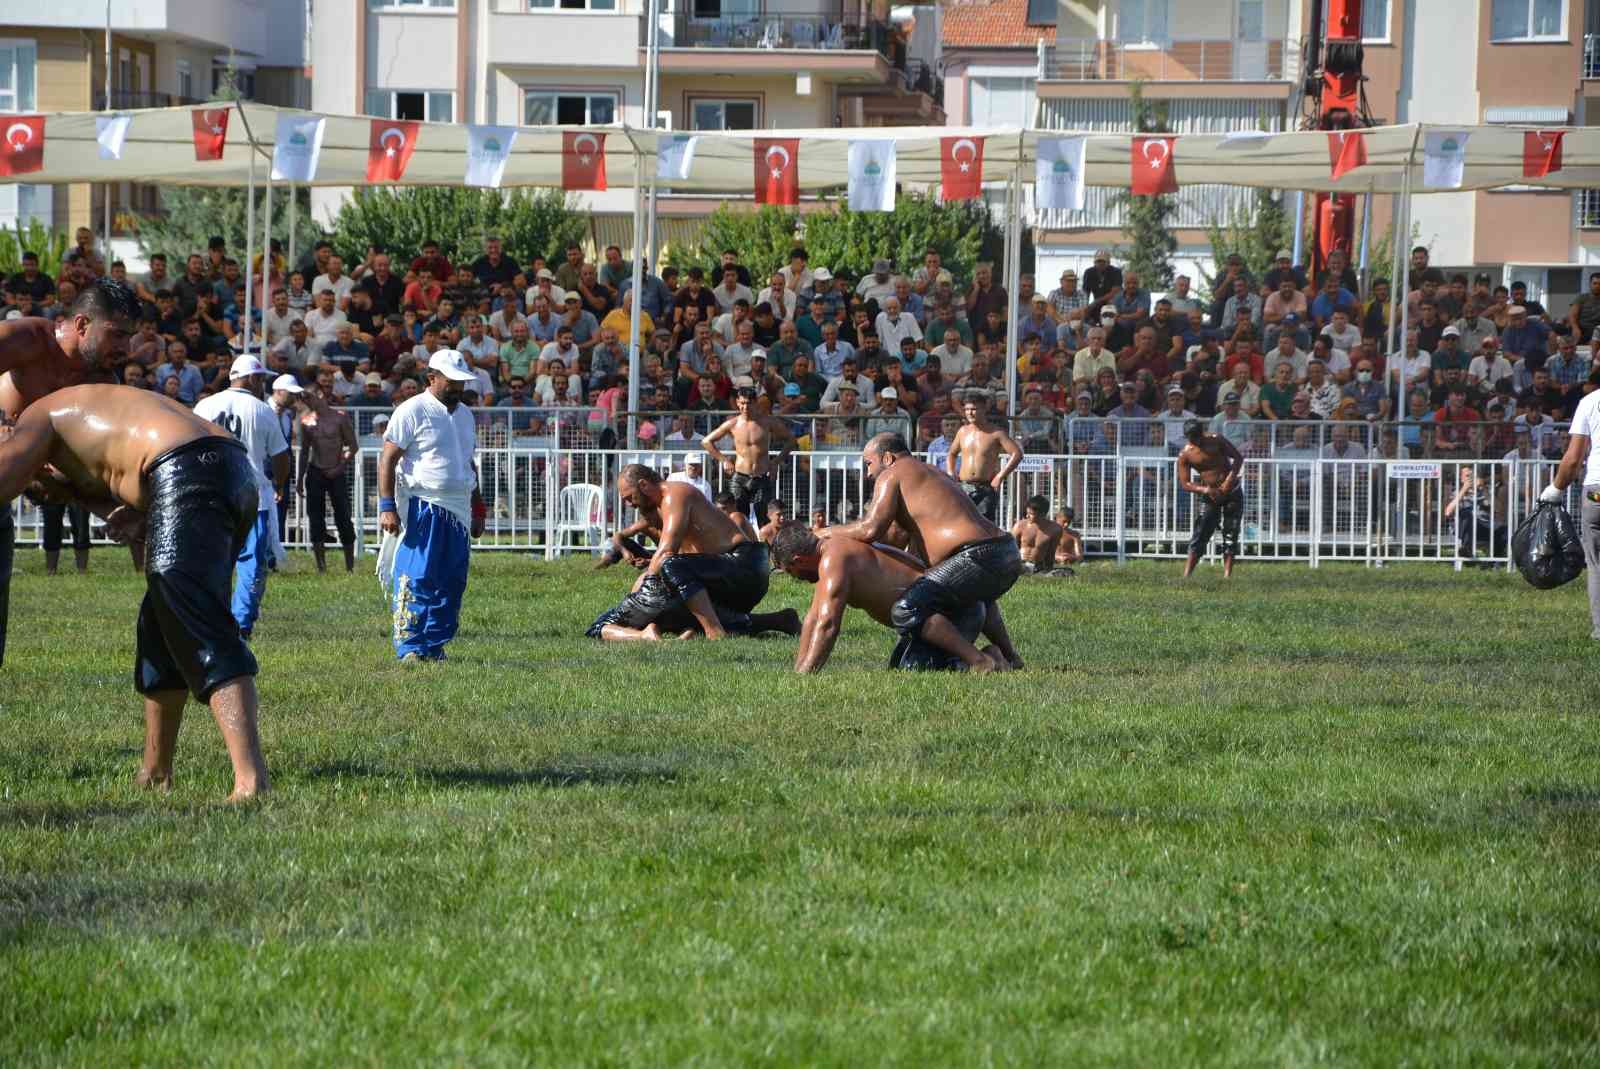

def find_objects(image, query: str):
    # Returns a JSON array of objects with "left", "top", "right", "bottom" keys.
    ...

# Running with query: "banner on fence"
[{"left": 1388, "top": 462, "right": 1442, "bottom": 480}]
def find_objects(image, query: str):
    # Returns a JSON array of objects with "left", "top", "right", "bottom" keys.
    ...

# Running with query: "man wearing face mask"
[
  {"left": 1342, "top": 360, "right": 1390, "bottom": 420},
  {"left": 376, "top": 350, "right": 486, "bottom": 663}
]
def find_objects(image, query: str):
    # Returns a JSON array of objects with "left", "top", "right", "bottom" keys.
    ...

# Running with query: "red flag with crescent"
[
  {"left": 755, "top": 138, "right": 799, "bottom": 205},
  {"left": 1131, "top": 136, "right": 1177, "bottom": 195},
  {"left": 562, "top": 131, "right": 607, "bottom": 191},
  {"left": 0, "top": 115, "right": 45, "bottom": 177},
  {"left": 367, "top": 119, "right": 419, "bottom": 182},
  {"left": 1327, "top": 130, "right": 1367, "bottom": 180},
  {"left": 940, "top": 135, "right": 985, "bottom": 200},
  {"left": 191, "top": 107, "right": 229, "bottom": 161},
  {"left": 1523, "top": 130, "right": 1564, "bottom": 178}
]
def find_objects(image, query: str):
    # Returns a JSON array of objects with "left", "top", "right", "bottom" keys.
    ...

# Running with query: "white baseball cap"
[
  {"left": 271, "top": 374, "right": 303, "bottom": 394},
  {"left": 812, "top": 267, "right": 833, "bottom": 282},
  {"left": 229, "top": 353, "right": 269, "bottom": 379},
  {"left": 685, "top": 452, "right": 704, "bottom": 467},
  {"left": 880, "top": 386, "right": 898, "bottom": 399},
  {"left": 428, "top": 349, "right": 476, "bottom": 383},
  {"left": 1441, "top": 325, "right": 1461, "bottom": 338}
]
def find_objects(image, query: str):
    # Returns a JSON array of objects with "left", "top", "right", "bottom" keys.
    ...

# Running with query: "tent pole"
[
  {"left": 1002, "top": 163, "right": 1023, "bottom": 420},
  {"left": 644, "top": 0, "right": 661, "bottom": 265},
  {"left": 287, "top": 181, "right": 297, "bottom": 269},
  {"left": 244, "top": 146, "right": 255, "bottom": 357},
  {"left": 103, "top": 0, "right": 112, "bottom": 266},
  {"left": 1357, "top": 189, "right": 1372, "bottom": 290},
  {"left": 626, "top": 148, "right": 646, "bottom": 449},
  {"left": 261, "top": 171, "right": 273, "bottom": 346}
]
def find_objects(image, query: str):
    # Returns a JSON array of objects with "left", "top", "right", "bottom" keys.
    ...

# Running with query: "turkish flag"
[
  {"left": 0, "top": 115, "right": 45, "bottom": 177},
  {"left": 1327, "top": 130, "right": 1367, "bottom": 180},
  {"left": 1523, "top": 130, "right": 1564, "bottom": 178},
  {"left": 755, "top": 138, "right": 799, "bottom": 205},
  {"left": 367, "top": 119, "right": 419, "bottom": 182},
  {"left": 940, "top": 135, "right": 985, "bottom": 200},
  {"left": 191, "top": 107, "right": 229, "bottom": 161},
  {"left": 561, "top": 131, "right": 607, "bottom": 191},
  {"left": 1131, "top": 136, "right": 1177, "bottom": 195}
]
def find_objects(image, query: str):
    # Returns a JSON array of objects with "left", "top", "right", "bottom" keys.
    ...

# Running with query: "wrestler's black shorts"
[
  {"left": 0, "top": 505, "right": 12, "bottom": 670},
  {"left": 586, "top": 573, "right": 752, "bottom": 638},
  {"left": 135, "top": 436, "right": 260, "bottom": 701},
  {"left": 731, "top": 472, "right": 775, "bottom": 518},
  {"left": 1189, "top": 485, "right": 1245, "bottom": 557},
  {"left": 658, "top": 540, "right": 770, "bottom": 613},
  {"left": 890, "top": 534, "right": 1021, "bottom": 638},
  {"left": 889, "top": 599, "right": 986, "bottom": 671},
  {"left": 963, "top": 481, "right": 999, "bottom": 522}
]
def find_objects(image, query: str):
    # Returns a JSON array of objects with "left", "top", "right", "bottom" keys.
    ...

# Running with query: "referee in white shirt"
[{"left": 1543, "top": 386, "right": 1600, "bottom": 639}]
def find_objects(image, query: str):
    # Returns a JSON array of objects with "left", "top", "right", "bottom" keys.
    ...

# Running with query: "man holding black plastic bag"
[{"left": 1537, "top": 387, "right": 1600, "bottom": 637}]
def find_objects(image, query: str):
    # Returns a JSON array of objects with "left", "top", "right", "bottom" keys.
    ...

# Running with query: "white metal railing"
[{"left": 1042, "top": 37, "right": 1301, "bottom": 83}]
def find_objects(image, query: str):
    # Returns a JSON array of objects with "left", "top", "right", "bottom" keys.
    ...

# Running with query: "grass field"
[{"left": 2, "top": 551, "right": 1598, "bottom": 1066}]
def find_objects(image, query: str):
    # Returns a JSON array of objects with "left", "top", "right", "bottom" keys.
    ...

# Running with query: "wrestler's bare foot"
[
  {"left": 226, "top": 781, "right": 268, "bottom": 803},
  {"left": 677, "top": 628, "right": 699, "bottom": 640},
  {"left": 978, "top": 646, "right": 1013, "bottom": 672},
  {"left": 641, "top": 622, "right": 662, "bottom": 640},
  {"left": 135, "top": 767, "right": 172, "bottom": 791}
]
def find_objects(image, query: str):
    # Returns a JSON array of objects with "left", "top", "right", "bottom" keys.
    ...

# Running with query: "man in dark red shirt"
[
  {"left": 1432, "top": 386, "right": 1482, "bottom": 456},
  {"left": 408, "top": 240, "right": 453, "bottom": 285},
  {"left": 964, "top": 263, "right": 1008, "bottom": 332},
  {"left": 369, "top": 315, "right": 410, "bottom": 376}
]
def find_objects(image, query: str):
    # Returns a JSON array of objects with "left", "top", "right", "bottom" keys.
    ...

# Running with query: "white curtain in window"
[
  {"left": 969, "top": 77, "right": 1036, "bottom": 127},
  {"left": 1362, "top": 0, "right": 1389, "bottom": 38},
  {"left": 0, "top": 41, "right": 38, "bottom": 111},
  {"left": 1492, "top": 0, "right": 1561, "bottom": 38},
  {"left": 1118, "top": 0, "right": 1168, "bottom": 44}
]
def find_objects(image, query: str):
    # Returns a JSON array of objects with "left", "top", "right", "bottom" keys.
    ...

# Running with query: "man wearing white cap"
[
  {"left": 267, "top": 374, "right": 303, "bottom": 565},
  {"left": 667, "top": 453, "right": 714, "bottom": 502},
  {"left": 376, "top": 349, "right": 485, "bottom": 662},
  {"left": 194, "top": 354, "right": 292, "bottom": 638}
]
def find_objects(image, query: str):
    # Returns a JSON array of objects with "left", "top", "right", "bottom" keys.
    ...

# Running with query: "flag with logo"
[
  {"left": 271, "top": 114, "right": 326, "bottom": 183},
  {"left": 1327, "top": 130, "right": 1367, "bottom": 181},
  {"left": 657, "top": 134, "right": 698, "bottom": 181},
  {"left": 1422, "top": 130, "right": 1468, "bottom": 189},
  {"left": 1523, "top": 130, "right": 1564, "bottom": 178},
  {"left": 1131, "top": 136, "right": 1177, "bottom": 195},
  {"left": 96, "top": 114, "right": 133, "bottom": 161},
  {"left": 366, "top": 119, "right": 419, "bottom": 182},
  {"left": 192, "top": 107, "right": 229, "bottom": 161},
  {"left": 465, "top": 125, "right": 518, "bottom": 188},
  {"left": 0, "top": 115, "right": 45, "bottom": 177},
  {"left": 847, "top": 139, "right": 896, "bottom": 212},
  {"left": 940, "top": 136, "right": 985, "bottom": 200},
  {"left": 562, "top": 131, "right": 607, "bottom": 191},
  {"left": 755, "top": 138, "right": 799, "bottom": 205},
  {"left": 1035, "top": 136, "right": 1087, "bottom": 211}
]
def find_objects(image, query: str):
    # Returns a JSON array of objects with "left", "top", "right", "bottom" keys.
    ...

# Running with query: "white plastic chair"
[
  {"left": 554, "top": 483, "right": 605, "bottom": 556},
  {"left": 792, "top": 20, "right": 817, "bottom": 48},
  {"left": 822, "top": 22, "right": 845, "bottom": 49},
  {"left": 759, "top": 20, "right": 784, "bottom": 48}
]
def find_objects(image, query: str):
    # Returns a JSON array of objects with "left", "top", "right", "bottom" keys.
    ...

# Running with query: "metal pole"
[
  {"left": 287, "top": 181, "right": 298, "bottom": 268},
  {"left": 626, "top": 148, "right": 646, "bottom": 448},
  {"left": 103, "top": 0, "right": 113, "bottom": 262},
  {"left": 1002, "top": 163, "right": 1023, "bottom": 417},
  {"left": 244, "top": 146, "right": 256, "bottom": 355},
  {"left": 1357, "top": 189, "right": 1373, "bottom": 287},
  {"left": 1389, "top": 160, "right": 1412, "bottom": 413},
  {"left": 1291, "top": 190, "right": 1305, "bottom": 267},
  {"left": 261, "top": 172, "right": 273, "bottom": 349},
  {"left": 644, "top": 0, "right": 661, "bottom": 265}
]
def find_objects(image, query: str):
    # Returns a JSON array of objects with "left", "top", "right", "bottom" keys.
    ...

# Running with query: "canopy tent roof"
[{"left": 6, "top": 102, "right": 1599, "bottom": 194}]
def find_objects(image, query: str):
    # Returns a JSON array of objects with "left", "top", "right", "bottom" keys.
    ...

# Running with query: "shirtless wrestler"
[
  {"left": 946, "top": 391, "right": 1023, "bottom": 523},
  {"left": 1176, "top": 418, "right": 1246, "bottom": 579},
  {"left": 1010, "top": 495, "right": 1063, "bottom": 574},
  {"left": 0, "top": 384, "right": 270, "bottom": 799},
  {"left": 702, "top": 385, "right": 797, "bottom": 521},
  {"left": 1054, "top": 506, "right": 1083, "bottom": 574}
]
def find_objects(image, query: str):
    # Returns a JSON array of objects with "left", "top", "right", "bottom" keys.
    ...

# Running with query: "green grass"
[{"left": 2, "top": 552, "right": 1599, "bottom": 1066}]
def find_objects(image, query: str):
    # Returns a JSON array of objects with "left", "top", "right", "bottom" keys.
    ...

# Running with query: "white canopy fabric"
[{"left": 6, "top": 102, "right": 1600, "bottom": 194}]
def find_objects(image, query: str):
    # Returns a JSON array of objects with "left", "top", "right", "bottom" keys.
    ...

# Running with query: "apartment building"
[
  {"left": 0, "top": 0, "right": 309, "bottom": 234},
  {"left": 957, "top": 0, "right": 1600, "bottom": 314},
  {"left": 310, "top": 0, "right": 944, "bottom": 228}
]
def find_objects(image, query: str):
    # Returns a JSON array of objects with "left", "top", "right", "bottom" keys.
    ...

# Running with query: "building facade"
[{"left": 0, "top": 0, "right": 309, "bottom": 234}]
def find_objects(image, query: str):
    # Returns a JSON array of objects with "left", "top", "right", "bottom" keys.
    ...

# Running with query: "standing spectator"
[
  {"left": 1082, "top": 249, "right": 1122, "bottom": 300},
  {"left": 172, "top": 253, "right": 210, "bottom": 317},
  {"left": 312, "top": 254, "right": 354, "bottom": 310},
  {"left": 360, "top": 252, "right": 406, "bottom": 318},
  {"left": 300, "top": 367, "right": 360, "bottom": 572},
  {"left": 472, "top": 236, "right": 521, "bottom": 290},
  {"left": 964, "top": 262, "right": 1007, "bottom": 328}
]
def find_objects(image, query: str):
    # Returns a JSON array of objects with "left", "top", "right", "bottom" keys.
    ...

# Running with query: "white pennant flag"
[
  {"left": 95, "top": 114, "right": 133, "bottom": 160},
  {"left": 271, "top": 114, "right": 325, "bottom": 182},
  {"left": 1423, "top": 130, "right": 1469, "bottom": 189},
  {"left": 1219, "top": 130, "right": 1274, "bottom": 151},
  {"left": 847, "top": 139, "right": 896, "bottom": 212},
  {"left": 465, "top": 125, "right": 517, "bottom": 188},
  {"left": 1034, "top": 136, "right": 1087, "bottom": 211},
  {"left": 657, "top": 134, "right": 698, "bottom": 181}
]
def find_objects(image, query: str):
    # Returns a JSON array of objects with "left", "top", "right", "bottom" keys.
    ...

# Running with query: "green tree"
[
  {"left": 135, "top": 186, "right": 322, "bottom": 272},
  {"left": 0, "top": 219, "right": 70, "bottom": 276},
  {"left": 1200, "top": 187, "right": 1294, "bottom": 303},
  {"left": 1111, "top": 80, "right": 1177, "bottom": 289},
  {"left": 665, "top": 203, "right": 799, "bottom": 278},
  {"left": 328, "top": 187, "right": 585, "bottom": 272}
]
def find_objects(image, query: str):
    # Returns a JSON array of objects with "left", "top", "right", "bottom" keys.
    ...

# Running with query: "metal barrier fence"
[{"left": 5, "top": 441, "right": 1579, "bottom": 572}]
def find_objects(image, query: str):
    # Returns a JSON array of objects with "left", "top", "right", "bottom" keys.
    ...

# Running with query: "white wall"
[
  {"left": 367, "top": 9, "right": 457, "bottom": 92},
  {"left": 1399, "top": 0, "right": 1480, "bottom": 265},
  {"left": 487, "top": 9, "right": 642, "bottom": 69},
  {"left": 309, "top": 0, "right": 359, "bottom": 116},
  {"left": 151, "top": 40, "right": 217, "bottom": 98}
]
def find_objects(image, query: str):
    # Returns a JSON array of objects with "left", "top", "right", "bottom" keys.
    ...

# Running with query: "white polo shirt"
[
  {"left": 385, "top": 389, "right": 478, "bottom": 528},
  {"left": 194, "top": 387, "right": 290, "bottom": 512},
  {"left": 1571, "top": 388, "right": 1600, "bottom": 486}
]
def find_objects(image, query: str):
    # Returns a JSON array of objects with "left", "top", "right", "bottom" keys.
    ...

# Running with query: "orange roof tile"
[{"left": 942, "top": 0, "right": 1056, "bottom": 49}]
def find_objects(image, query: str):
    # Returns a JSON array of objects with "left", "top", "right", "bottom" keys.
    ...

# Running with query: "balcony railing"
[
  {"left": 1579, "top": 188, "right": 1600, "bottom": 228},
  {"left": 1585, "top": 33, "right": 1600, "bottom": 78},
  {"left": 1042, "top": 37, "right": 1300, "bottom": 82},
  {"left": 661, "top": 10, "right": 892, "bottom": 56},
  {"left": 899, "top": 59, "right": 944, "bottom": 106},
  {"left": 95, "top": 90, "right": 204, "bottom": 110}
]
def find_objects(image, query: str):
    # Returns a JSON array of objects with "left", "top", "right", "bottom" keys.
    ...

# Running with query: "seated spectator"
[
  {"left": 322, "top": 322, "right": 369, "bottom": 369},
  {"left": 1261, "top": 249, "right": 1308, "bottom": 294},
  {"left": 1303, "top": 359, "right": 1340, "bottom": 418},
  {"left": 1321, "top": 420, "right": 1368, "bottom": 460},
  {"left": 273, "top": 317, "right": 319, "bottom": 374},
  {"left": 601, "top": 290, "right": 653, "bottom": 349},
  {"left": 1519, "top": 367, "right": 1568, "bottom": 421},
  {"left": 303, "top": 289, "right": 348, "bottom": 348},
  {"left": 1544, "top": 335, "right": 1588, "bottom": 410},
  {"left": 128, "top": 317, "right": 166, "bottom": 367},
  {"left": 312, "top": 253, "right": 354, "bottom": 310},
  {"left": 1014, "top": 385, "right": 1058, "bottom": 453},
  {"left": 1221, "top": 276, "right": 1263, "bottom": 332},
  {"left": 588, "top": 327, "right": 625, "bottom": 393},
  {"left": 1342, "top": 358, "right": 1389, "bottom": 420},
  {"left": 1431, "top": 387, "right": 1481, "bottom": 455},
  {"left": 263, "top": 287, "right": 303, "bottom": 347},
  {"left": 895, "top": 335, "right": 928, "bottom": 376},
  {"left": 1310, "top": 274, "right": 1358, "bottom": 333},
  {"left": 559, "top": 293, "right": 600, "bottom": 352},
  {"left": 1499, "top": 304, "right": 1551, "bottom": 366},
  {"left": 539, "top": 324, "right": 581, "bottom": 371},
  {"left": 1222, "top": 335, "right": 1264, "bottom": 383},
  {"left": 1467, "top": 340, "right": 1512, "bottom": 390},
  {"left": 1220, "top": 360, "right": 1261, "bottom": 417},
  {"left": 123, "top": 362, "right": 151, "bottom": 390},
  {"left": 1209, "top": 390, "right": 1251, "bottom": 447},
  {"left": 1263, "top": 333, "right": 1308, "bottom": 386},
  {"left": 766, "top": 318, "right": 813, "bottom": 379},
  {"left": 821, "top": 357, "right": 874, "bottom": 407},
  {"left": 1089, "top": 366, "right": 1121, "bottom": 416},
  {"left": 1258, "top": 360, "right": 1297, "bottom": 420},
  {"left": 1454, "top": 299, "right": 1498, "bottom": 354},
  {"left": 152, "top": 340, "right": 205, "bottom": 404}
]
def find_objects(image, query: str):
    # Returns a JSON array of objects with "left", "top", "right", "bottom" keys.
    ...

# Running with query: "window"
[
  {"left": 0, "top": 39, "right": 37, "bottom": 112},
  {"left": 367, "top": 89, "right": 453, "bottom": 122},
  {"left": 176, "top": 59, "right": 193, "bottom": 100},
  {"left": 527, "top": 0, "right": 617, "bottom": 9},
  {"left": 1025, "top": 0, "right": 1055, "bottom": 26},
  {"left": 692, "top": 0, "right": 760, "bottom": 18},
  {"left": 369, "top": 0, "right": 456, "bottom": 9},
  {"left": 1322, "top": 0, "right": 1390, "bottom": 40},
  {"left": 1491, "top": 0, "right": 1566, "bottom": 40},
  {"left": 968, "top": 76, "right": 1035, "bottom": 127},
  {"left": 690, "top": 98, "right": 757, "bottom": 130},
  {"left": 1118, "top": 0, "right": 1169, "bottom": 44},
  {"left": 525, "top": 91, "right": 617, "bottom": 125}
]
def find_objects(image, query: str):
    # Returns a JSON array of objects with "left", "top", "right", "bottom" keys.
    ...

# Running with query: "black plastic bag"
[{"left": 1512, "top": 501, "right": 1587, "bottom": 590}]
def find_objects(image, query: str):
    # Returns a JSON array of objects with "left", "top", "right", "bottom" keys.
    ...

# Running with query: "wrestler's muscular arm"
[
  {"left": 946, "top": 427, "right": 964, "bottom": 479},
  {"left": 701, "top": 417, "right": 737, "bottom": 474},
  {"left": 992, "top": 429, "right": 1024, "bottom": 489},
  {"left": 766, "top": 416, "right": 797, "bottom": 471},
  {"left": 794, "top": 549, "right": 852, "bottom": 673},
  {"left": 1176, "top": 447, "right": 1214, "bottom": 500},
  {"left": 1216, "top": 435, "right": 1245, "bottom": 493},
  {"left": 0, "top": 403, "right": 59, "bottom": 504},
  {"left": 377, "top": 441, "right": 403, "bottom": 535},
  {"left": 824, "top": 466, "right": 899, "bottom": 545},
  {"left": 642, "top": 485, "right": 690, "bottom": 579},
  {"left": 0, "top": 320, "right": 72, "bottom": 379}
]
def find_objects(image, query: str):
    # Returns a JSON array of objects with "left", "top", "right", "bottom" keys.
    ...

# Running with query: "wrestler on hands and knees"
[
  {"left": 0, "top": 278, "right": 124, "bottom": 668},
  {"left": 589, "top": 464, "right": 798, "bottom": 641},
  {"left": 1177, "top": 418, "right": 1246, "bottom": 579},
  {"left": 947, "top": 390, "right": 1023, "bottom": 523},
  {"left": 821, "top": 432, "right": 1023, "bottom": 672},
  {"left": 0, "top": 384, "right": 270, "bottom": 799},
  {"left": 771, "top": 521, "right": 1002, "bottom": 673},
  {"left": 702, "top": 385, "right": 796, "bottom": 523}
]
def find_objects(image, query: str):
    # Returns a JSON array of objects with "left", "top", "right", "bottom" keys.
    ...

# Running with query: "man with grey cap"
[
  {"left": 856, "top": 259, "right": 897, "bottom": 304},
  {"left": 376, "top": 349, "right": 486, "bottom": 663},
  {"left": 194, "top": 354, "right": 292, "bottom": 638}
]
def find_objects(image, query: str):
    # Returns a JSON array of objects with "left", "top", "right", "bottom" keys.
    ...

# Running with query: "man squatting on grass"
[
  {"left": 0, "top": 383, "right": 271, "bottom": 800},
  {"left": 770, "top": 522, "right": 1002, "bottom": 673},
  {"left": 588, "top": 463, "right": 798, "bottom": 641},
  {"left": 1540, "top": 385, "right": 1600, "bottom": 639},
  {"left": 819, "top": 432, "right": 1023, "bottom": 673}
]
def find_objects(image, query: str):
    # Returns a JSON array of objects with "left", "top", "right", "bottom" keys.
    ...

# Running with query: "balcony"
[
  {"left": 1579, "top": 189, "right": 1600, "bottom": 228},
  {"left": 657, "top": 9, "right": 893, "bottom": 58},
  {"left": 1586, "top": 33, "right": 1600, "bottom": 78},
  {"left": 1041, "top": 37, "right": 1301, "bottom": 83},
  {"left": 95, "top": 90, "right": 204, "bottom": 110}
]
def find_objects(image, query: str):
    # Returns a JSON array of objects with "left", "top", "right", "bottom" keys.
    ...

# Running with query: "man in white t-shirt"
[
  {"left": 667, "top": 454, "right": 715, "bottom": 502},
  {"left": 311, "top": 254, "right": 355, "bottom": 310},
  {"left": 377, "top": 349, "right": 485, "bottom": 662},
  {"left": 262, "top": 287, "right": 303, "bottom": 347},
  {"left": 1541, "top": 387, "right": 1600, "bottom": 638},
  {"left": 192, "top": 354, "right": 291, "bottom": 639},
  {"left": 302, "top": 289, "right": 348, "bottom": 348}
]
